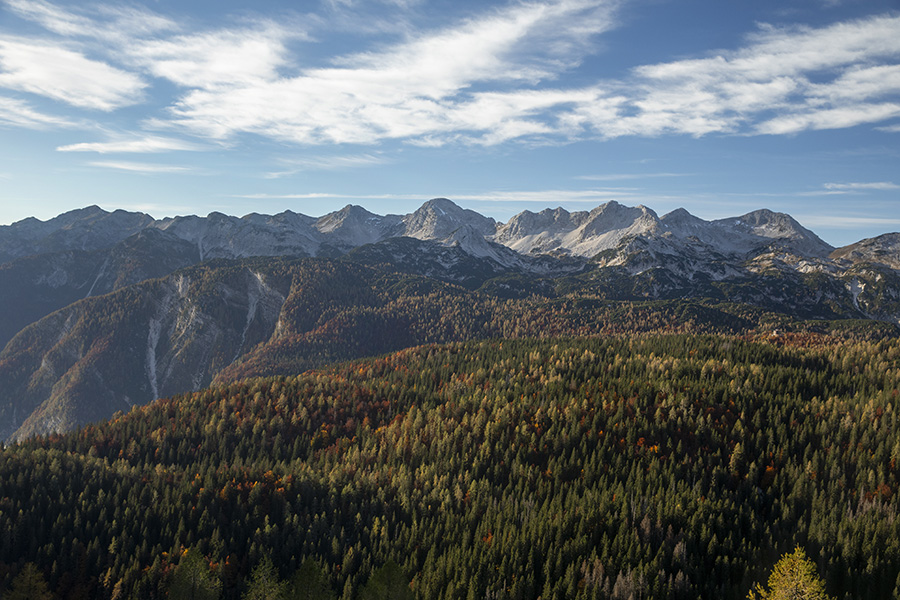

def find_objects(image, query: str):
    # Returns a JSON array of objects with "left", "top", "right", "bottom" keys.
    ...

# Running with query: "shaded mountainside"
[
  {"left": 0, "top": 255, "right": 769, "bottom": 441},
  {"left": 1, "top": 200, "right": 900, "bottom": 441},
  {"left": 0, "top": 228, "right": 200, "bottom": 349},
  {"left": 2, "top": 335, "right": 899, "bottom": 599},
  {"left": 0, "top": 198, "right": 900, "bottom": 358},
  {"left": 3, "top": 249, "right": 900, "bottom": 442},
  {"left": 0, "top": 259, "right": 287, "bottom": 441},
  {"left": 1, "top": 200, "right": 898, "bottom": 345}
]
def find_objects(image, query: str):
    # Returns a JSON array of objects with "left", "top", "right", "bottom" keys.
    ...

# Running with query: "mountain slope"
[
  {"left": 0, "top": 228, "right": 201, "bottom": 349},
  {"left": 5, "top": 252, "right": 827, "bottom": 441},
  {"left": 0, "top": 260, "right": 290, "bottom": 440},
  {"left": 831, "top": 232, "right": 900, "bottom": 270},
  {"left": 0, "top": 206, "right": 155, "bottom": 264},
  {"left": 3, "top": 335, "right": 898, "bottom": 599},
  {"left": 1, "top": 200, "right": 899, "bottom": 440}
]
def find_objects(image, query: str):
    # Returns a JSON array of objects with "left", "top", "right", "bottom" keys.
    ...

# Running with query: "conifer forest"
[{"left": 2, "top": 333, "right": 899, "bottom": 599}]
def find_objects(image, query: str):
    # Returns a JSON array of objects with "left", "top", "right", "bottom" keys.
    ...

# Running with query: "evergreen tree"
[
  {"left": 5, "top": 563, "right": 53, "bottom": 600},
  {"left": 287, "top": 559, "right": 336, "bottom": 600},
  {"left": 169, "top": 548, "right": 221, "bottom": 600},
  {"left": 358, "top": 561, "right": 414, "bottom": 600},
  {"left": 242, "top": 557, "right": 286, "bottom": 600}
]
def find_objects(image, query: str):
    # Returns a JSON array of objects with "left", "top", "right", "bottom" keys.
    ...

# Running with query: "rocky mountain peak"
[
  {"left": 831, "top": 232, "right": 900, "bottom": 269},
  {"left": 716, "top": 209, "right": 833, "bottom": 257},
  {"left": 402, "top": 198, "right": 496, "bottom": 240}
]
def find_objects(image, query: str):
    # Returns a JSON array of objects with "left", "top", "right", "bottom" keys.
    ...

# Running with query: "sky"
[{"left": 0, "top": 0, "right": 899, "bottom": 246}]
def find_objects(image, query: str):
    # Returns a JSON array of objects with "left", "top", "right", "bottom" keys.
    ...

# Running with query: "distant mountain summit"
[
  {"left": 1, "top": 198, "right": 899, "bottom": 441},
  {"left": 0, "top": 198, "right": 843, "bottom": 267},
  {"left": 830, "top": 232, "right": 900, "bottom": 270},
  {"left": 0, "top": 206, "right": 155, "bottom": 264},
  {"left": 0, "top": 198, "right": 891, "bottom": 310}
]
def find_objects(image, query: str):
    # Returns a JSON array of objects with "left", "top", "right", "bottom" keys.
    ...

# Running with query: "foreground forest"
[{"left": 2, "top": 334, "right": 900, "bottom": 599}]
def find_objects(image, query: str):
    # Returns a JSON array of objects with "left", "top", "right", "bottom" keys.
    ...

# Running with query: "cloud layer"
[{"left": 0, "top": 0, "right": 899, "bottom": 150}]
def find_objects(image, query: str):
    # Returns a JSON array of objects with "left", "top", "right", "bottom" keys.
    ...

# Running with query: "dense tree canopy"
[{"left": 2, "top": 334, "right": 899, "bottom": 599}]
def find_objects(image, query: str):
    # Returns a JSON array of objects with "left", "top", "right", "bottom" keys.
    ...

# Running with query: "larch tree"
[{"left": 749, "top": 546, "right": 833, "bottom": 600}]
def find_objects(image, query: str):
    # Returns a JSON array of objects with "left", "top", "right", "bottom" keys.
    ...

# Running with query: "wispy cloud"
[
  {"left": 4, "top": 0, "right": 177, "bottom": 43},
  {"left": 823, "top": 181, "right": 900, "bottom": 191},
  {"left": 2, "top": 0, "right": 900, "bottom": 150},
  {"left": 130, "top": 23, "right": 302, "bottom": 90},
  {"left": 156, "top": 9, "right": 900, "bottom": 145},
  {"left": 57, "top": 136, "right": 205, "bottom": 153},
  {"left": 798, "top": 215, "right": 900, "bottom": 228},
  {"left": 153, "top": 0, "right": 619, "bottom": 145},
  {"left": 577, "top": 172, "right": 689, "bottom": 181},
  {"left": 265, "top": 153, "right": 390, "bottom": 177},
  {"left": 0, "top": 38, "right": 146, "bottom": 110},
  {"left": 570, "top": 14, "right": 900, "bottom": 138},
  {"left": 0, "top": 94, "right": 78, "bottom": 128},
  {"left": 88, "top": 160, "right": 195, "bottom": 173}
]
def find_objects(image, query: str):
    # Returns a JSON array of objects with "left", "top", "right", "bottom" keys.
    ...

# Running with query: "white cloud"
[
  {"left": 4, "top": 0, "right": 177, "bottom": 43},
  {"left": 265, "top": 153, "right": 390, "bottom": 177},
  {"left": 756, "top": 103, "right": 900, "bottom": 135},
  {"left": 0, "top": 94, "right": 77, "bottom": 128},
  {"left": 568, "top": 14, "right": 900, "bottom": 139},
  {"left": 57, "top": 136, "right": 204, "bottom": 153},
  {"left": 156, "top": 0, "right": 619, "bottom": 145},
  {"left": 798, "top": 215, "right": 900, "bottom": 228},
  {"left": 4, "top": 0, "right": 97, "bottom": 37},
  {"left": 0, "top": 38, "right": 146, "bottom": 110},
  {"left": 131, "top": 24, "right": 300, "bottom": 90},
  {"left": 577, "top": 172, "right": 689, "bottom": 181},
  {"left": 88, "top": 160, "right": 194, "bottom": 173},
  {"left": 2, "top": 0, "right": 899, "bottom": 149},
  {"left": 809, "top": 65, "right": 900, "bottom": 102},
  {"left": 156, "top": 9, "right": 900, "bottom": 147},
  {"left": 824, "top": 181, "right": 900, "bottom": 191}
]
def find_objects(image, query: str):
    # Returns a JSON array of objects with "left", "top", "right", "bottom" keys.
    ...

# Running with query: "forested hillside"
[
  {"left": 2, "top": 335, "right": 898, "bottom": 599},
  {"left": 5, "top": 196, "right": 900, "bottom": 442}
]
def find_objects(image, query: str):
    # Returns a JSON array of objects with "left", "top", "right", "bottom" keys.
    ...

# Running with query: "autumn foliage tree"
[{"left": 749, "top": 547, "right": 833, "bottom": 600}]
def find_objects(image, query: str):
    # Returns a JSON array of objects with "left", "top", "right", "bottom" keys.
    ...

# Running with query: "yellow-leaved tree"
[{"left": 749, "top": 546, "right": 833, "bottom": 600}]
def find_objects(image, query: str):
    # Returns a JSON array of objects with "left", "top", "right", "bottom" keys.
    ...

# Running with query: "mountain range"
[{"left": 1, "top": 198, "right": 898, "bottom": 441}]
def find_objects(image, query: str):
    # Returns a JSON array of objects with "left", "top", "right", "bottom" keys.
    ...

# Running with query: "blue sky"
[{"left": 0, "top": 0, "right": 898, "bottom": 246}]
